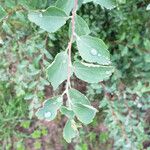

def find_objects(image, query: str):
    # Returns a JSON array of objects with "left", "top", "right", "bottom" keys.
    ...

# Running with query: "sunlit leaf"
[
  {"left": 47, "top": 52, "right": 72, "bottom": 90},
  {"left": 63, "top": 119, "right": 78, "bottom": 143},
  {"left": 35, "top": 96, "right": 62, "bottom": 121},
  {"left": 77, "top": 35, "right": 111, "bottom": 65},
  {"left": 74, "top": 61, "right": 114, "bottom": 83},
  {"left": 28, "top": 6, "right": 69, "bottom": 33},
  {"left": 72, "top": 103, "right": 97, "bottom": 124}
]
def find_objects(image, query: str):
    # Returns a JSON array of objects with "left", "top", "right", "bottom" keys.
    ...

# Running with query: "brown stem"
[
  {"left": 66, "top": 0, "right": 78, "bottom": 89},
  {"left": 64, "top": 0, "right": 78, "bottom": 107}
]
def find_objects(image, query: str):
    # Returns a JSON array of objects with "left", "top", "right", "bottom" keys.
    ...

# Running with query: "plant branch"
[
  {"left": 66, "top": 0, "right": 78, "bottom": 89},
  {"left": 65, "top": 0, "right": 78, "bottom": 107}
]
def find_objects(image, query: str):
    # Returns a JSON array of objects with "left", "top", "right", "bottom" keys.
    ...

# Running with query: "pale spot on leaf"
[
  {"left": 90, "top": 49, "right": 97, "bottom": 56},
  {"left": 44, "top": 112, "right": 52, "bottom": 118}
]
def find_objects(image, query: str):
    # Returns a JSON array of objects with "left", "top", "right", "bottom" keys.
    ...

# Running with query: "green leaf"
[
  {"left": 146, "top": 4, "right": 150, "bottom": 10},
  {"left": 78, "top": 0, "right": 84, "bottom": 8},
  {"left": 47, "top": 52, "right": 72, "bottom": 90},
  {"left": 94, "top": 0, "right": 116, "bottom": 9},
  {"left": 31, "top": 130, "right": 41, "bottom": 139},
  {"left": 144, "top": 39, "right": 150, "bottom": 50},
  {"left": 63, "top": 119, "right": 78, "bottom": 143},
  {"left": 0, "top": 5, "right": 7, "bottom": 22},
  {"left": 21, "top": 121, "right": 30, "bottom": 129},
  {"left": 76, "top": 35, "right": 111, "bottom": 65},
  {"left": 69, "top": 15, "right": 90, "bottom": 38},
  {"left": 83, "top": 0, "right": 116, "bottom": 9},
  {"left": 72, "top": 103, "right": 97, "bottom": 124},
  {"left": 69, "top": 88, "right": 97, "bottom": 124},
  {"left": 55, "top": 0, "right": 84, "bottom": 15},
  {"left": 35, "top": 96, "right": 62, "bottom": 121},
  {"left": 28, "top": 6, "right": 69, "bottom": 33},
  {"left": 74, "top": 61, "right": 114, "bottom": 83},
  {"left": 83, "top": 0, "right": 93, "bottom": 3},
  {"left": 55, "top": 0, "right": 74, "bottom": 15},
  {"left": 60, "top": 106, "right": 75, "bottom": 119},
  {"left": 69, "top": 88, "right": 90, "bottom": 105}
]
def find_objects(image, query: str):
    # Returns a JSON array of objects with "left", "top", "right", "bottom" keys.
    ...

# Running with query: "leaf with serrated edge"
[
  {"left": 83, "top": 0, "right": 116, "bottom": 9},
  {"left": 69, "top": 88, "right": 90, "bottom": 105},
  {"left": 55, "top": 0, "right": 74, "bottom": 15},
  {"left": 28, "top": 6, "right": 69, "bottom": 33},
  {"left": 94, "top": 0, "right": 116, "bottom": 9},
  {"left": 47, "top": 52, "right": 73, "bottom": 90},
  {"left": 77, "top": 35, "right": 111, "bottom": 65},
  {"left": 35, "top": 96, "right": 62, "bottom": 121},
  {"left": 74, "top": 61, "right": 114, "bottom": 83},
  {"left": 60, "top": 106, "right": 75, "bottom": 119},
  {"left": 146, "top": 4, "right": 150, "bottom": 10},
  {"left": 69, "top": 88, "right": 97, "bottom": 124},
  {"left": 72, "top": 103, "right": 98, "bottom": 124},
  {"left": 63, "top": 119, "right": 78, "bottom": 143},
  {"left": 69, "top": 15, "right": 90, "bottom": 38}
]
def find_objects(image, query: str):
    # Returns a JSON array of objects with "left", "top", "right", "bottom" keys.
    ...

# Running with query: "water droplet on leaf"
[
  {"left": 90, "top": 49, "right": 97, "bottom": 56},
  {"left": 44, "top": 111, "right": 51, "bottom": 118}
]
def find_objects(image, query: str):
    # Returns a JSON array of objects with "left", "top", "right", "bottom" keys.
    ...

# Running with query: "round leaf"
[
  {"left": 47, "top": 52, "right": 72, "bottom": 90},
  {"left": 72, "top": 103, "right": 97, "bottom": 124},
  {"left": 60, "top": 106, "right": 75, "bottom": 119},
  {"left": 55, "top": 0, "right": 74, "bottom": 15},
  {"left": 94, "top": 0, "right": 116, "bottom": 10},
  {"left": 83, "top": 0, "right": 116, "bottom": 10},
  {"left": 69, "top": 88, "right": 90, "bottom": 105},
  {"left": 63, "top": 119, "right": 78, "bottom": 143},
  {"left": 35, "top": 96, "right": 62, "bottom": 121},
  {"left": 76, "top": 35, "right": 111, "bottom": 65},
  {"left": 28, "top": 6, "right": 69, "bottom": 33},
  {"left": 146, "top": 4, "right": 150, "bottom": 10},
  {"left": 74, "top": 61, "right": 114, "bottom": 83},
  {"left": 69, "top": 15, "right": 90, "bottom": 38}
]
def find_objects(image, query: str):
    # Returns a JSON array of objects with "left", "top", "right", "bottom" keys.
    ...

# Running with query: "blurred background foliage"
[{"left": 0, "top": 0, "right": 150, "bottom": 149}]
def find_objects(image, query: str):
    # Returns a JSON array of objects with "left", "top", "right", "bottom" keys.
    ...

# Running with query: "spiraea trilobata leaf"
[
  {"left": 83, "top": 0, "right": 116, "bottom": 9},
  {"left": 47, "top": 51, "right": 73, "bottom": 90},
  {"left": 28, "top": 6, "right": 69, "bottom": 33},
  {"left": 76, "top": 35, "right": 111, "bottom": 65},
  {"left": 69, "top": 88, "right": 90, "bottom": 105},
  {"left": 63, "top": 119, "right": 78, "bottom": 143},
  {"left": 69, "top": 88, "right": 98, "bottom": 124},
  {"left": 69, "top": 15, "right": 90, "bottom": 38},
  {"left": 74, "top": 61, "right": 114, "bottom": 83},
  {"left": 55, "top": 0, "right": 74, "bottom": 15},
  {"left": 72, "top": 103, "right": 97, "bottom": 124},
  {"left": 35, "top": 96, "right": 62, "bottom": 121}
]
